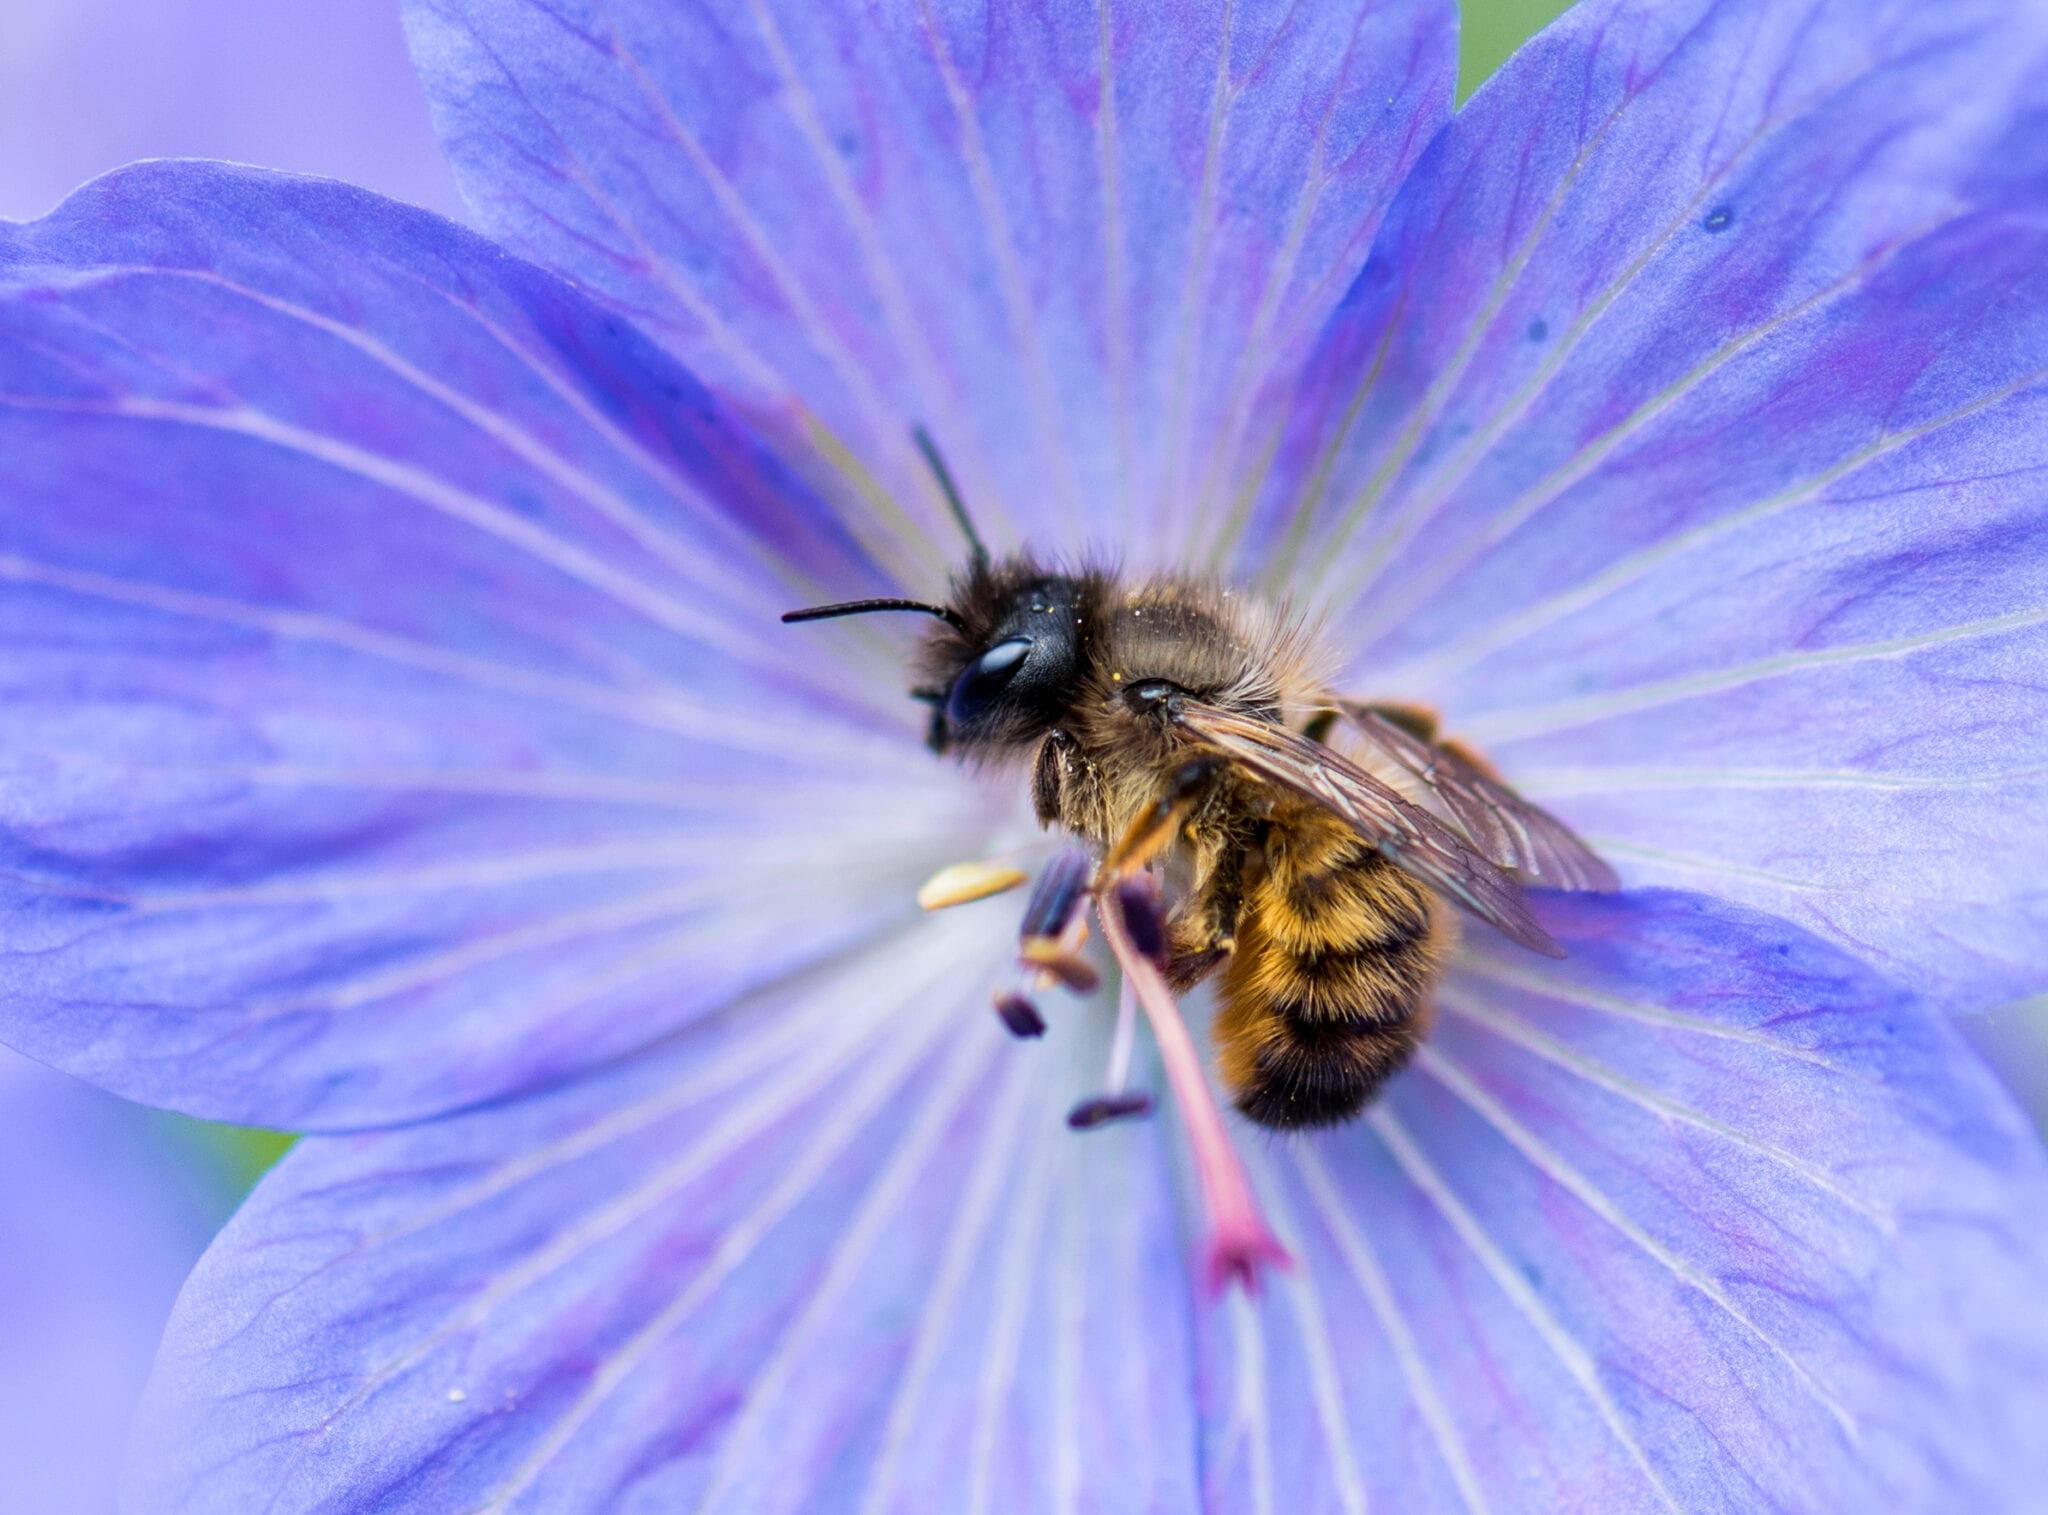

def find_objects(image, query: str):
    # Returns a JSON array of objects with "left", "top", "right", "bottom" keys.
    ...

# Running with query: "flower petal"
[
  {"left": 1245, "top": 0, "right": 2048, "bottom": 1003},
  {"left": 131, "top": 891, "right": 2048, "bottom": 1512},
  {"left": 0, "top": 1047, "right": 226, "bottom": 1515},
  {"left": 402, "top": 0, "right": 1457, "bottom": 563},
  {"left": 1215, "top": 890, "right": 2048, "bottom": 1512},
  {"left": 128, "top": 909, "right": 1202, "bottom": 1513},
  {"left": 0, "top": 161, "right": 995, "bottom": 1128}
]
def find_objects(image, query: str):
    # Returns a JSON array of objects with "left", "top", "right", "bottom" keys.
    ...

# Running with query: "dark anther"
[
  {"left": 993, "top": 992, "right": 1046, "bottom": 1039},
  {"left": 1114, "top": 878, "right": 1169, "bottom": 964},
  {"left": 1020, "top": 942, "right": 1101, "bottom": 994},
  {"left": 1066, "top": 1092, "right": 1154, "bottom": 1129},
  {"left": 1020, "top": 848, "right": 1090, "bottom": 942}
]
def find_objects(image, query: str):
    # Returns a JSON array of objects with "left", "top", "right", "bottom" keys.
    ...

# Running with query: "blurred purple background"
[
  {"left": 0, "top": 0, "right": 462, "bottom": 221},
  {"left": 0, "top": 1049, "right": 232, "bottom": 1514}
]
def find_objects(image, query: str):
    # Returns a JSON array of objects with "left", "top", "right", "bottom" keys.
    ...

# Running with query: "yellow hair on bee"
[{"left": 1208, "top": 801, "right": 1450, "bottom": 1128}]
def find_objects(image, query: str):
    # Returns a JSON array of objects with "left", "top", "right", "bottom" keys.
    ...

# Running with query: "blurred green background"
[
  {"left": 1460, "top": 0, "right": 1574, "bottom": 98},
  {"left": 172, "top": 1120, "right": 296, "bottom": 1196}
]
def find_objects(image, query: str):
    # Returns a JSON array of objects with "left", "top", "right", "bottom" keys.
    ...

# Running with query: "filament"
[{"left": 1105, "top": 977, "right": 1138, "bottom": 1092}]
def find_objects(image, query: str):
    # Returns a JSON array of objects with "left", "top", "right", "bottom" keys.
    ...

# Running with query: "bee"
[{"left": 785, "top": 445, "right": 1614, "bottom": 1130}]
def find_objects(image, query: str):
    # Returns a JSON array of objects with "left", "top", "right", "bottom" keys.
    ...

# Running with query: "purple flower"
[
  {"left": 4, "top": 0, "right": 2048, "bottom": 1507},
  {"left": 0, "top": 1048, "right": 228, "bottom": 1515}
]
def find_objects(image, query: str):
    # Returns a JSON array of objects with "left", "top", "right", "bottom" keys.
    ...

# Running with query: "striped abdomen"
[{"left": 1212, "top": 810, "right": 1448, "bottom": 1130}]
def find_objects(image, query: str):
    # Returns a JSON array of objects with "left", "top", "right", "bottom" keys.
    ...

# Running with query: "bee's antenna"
[
  {"left": 785, "top": 428, "right": 982, "bottom": 633},
  {"left": 912, "top": 424, "right": 989, "bottom": 573},
  {"left": 781, "top": 597, "right": 968, "bottom": 632}
]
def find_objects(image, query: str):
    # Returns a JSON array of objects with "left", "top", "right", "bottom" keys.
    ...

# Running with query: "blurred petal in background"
[
  {"left": 1, "top": 0, "right": 1579, "bottom": 224},
  {"left": 0, "top": 1049, "right": 239, "bottom": 1515},
  {"left": 0, "top": 0, "right": 461, "bottom": 221}
]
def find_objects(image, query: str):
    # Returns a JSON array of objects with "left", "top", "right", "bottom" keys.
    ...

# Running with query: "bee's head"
[
  {"left": 781, "top": 556, "right": 1094, "bottom": 756},
  {"left": 924, "top": 565, "right": 1089, "bottom": 752}
]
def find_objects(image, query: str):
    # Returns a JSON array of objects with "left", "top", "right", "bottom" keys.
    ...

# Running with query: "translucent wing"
[
  {"left": 1172, "top": 700, "right": 1565, "bottom": 959},
  {"left": 1334, "top": 702, "right": 1619, "bottom": 893}
]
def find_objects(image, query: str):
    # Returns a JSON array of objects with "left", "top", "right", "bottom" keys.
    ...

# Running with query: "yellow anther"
[{"left": 916, "top": 860, "right": 1030, "bottom": 911}]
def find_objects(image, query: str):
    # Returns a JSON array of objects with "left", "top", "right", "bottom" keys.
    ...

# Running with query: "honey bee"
[{"left": 786, "top": 451, "right": 1614, "bottom": 1129}]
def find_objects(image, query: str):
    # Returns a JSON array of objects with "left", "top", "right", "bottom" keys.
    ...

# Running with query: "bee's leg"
[
  {"left": 1358, "top": 700, "right": 1441, "bottom": 743},
  {"left": 911, "top": 685, "right": 949, "bottom": 755},
  {"left": 1031, "top": 728, "right": 1080, "bottom": 826},
  {"left": 1096, "top": 755, "right": 1227, "bottom": 885},
  {"left": 1353, "top": 699, "right": 1506, "bottom": 780},
  {"left": 1165, "top": 841, "right": 1245, "bottom": 991}
]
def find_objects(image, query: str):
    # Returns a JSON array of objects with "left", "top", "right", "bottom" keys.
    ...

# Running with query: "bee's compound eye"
[{"left": 947, "top": 637, "right": 1033, "bottom": 725}]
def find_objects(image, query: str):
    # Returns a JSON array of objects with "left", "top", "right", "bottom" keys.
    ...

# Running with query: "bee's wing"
[
  {"left": 1173, "top": 701, "right": 1566, "bottom": 959},
  {"left": 1333, "top": 702, "right": 1619, "bottom": 894}
]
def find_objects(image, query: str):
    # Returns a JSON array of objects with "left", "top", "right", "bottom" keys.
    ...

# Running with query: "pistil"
[{"left": 1096, "top": 879, "right": 1290, "bottom": 1295}]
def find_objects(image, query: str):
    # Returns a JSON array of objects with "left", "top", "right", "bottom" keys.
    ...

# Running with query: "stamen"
[
  {"left": 1019, "top": 848, "right": 1090, "bottom": 941},
  {"left": 1097, "top": 881, "right": 1290, "bottom": 1295},
  {"left": 1067, "top": 981, "right": 1151, "bottom": 1132},
  {"left": 1019, "top": 848, "right": 1100, "bottom": 992},
  {"left": 1066, "top": 1092, "right": 1154, "bottom": 1128},
  {"left": 918, "top": 860, "right": 1029, "bottom": 911},
  {"left": 1019, "top": 937, "right": 1101, "bottom": 994},
  {"left": 992, "top": 991, "right": 1046, "bottom": 1039},
  {"left": 1109, "top": 979, "right": 1140, "bottom": 1090},
  {"left": 1111, "top": 878, "right": 1168, "bottom": 964}
]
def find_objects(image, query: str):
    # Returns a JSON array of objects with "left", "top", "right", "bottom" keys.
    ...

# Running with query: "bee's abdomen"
[{"left": 1214, "top": 820, "right": 1447, "bottom": 1130}]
